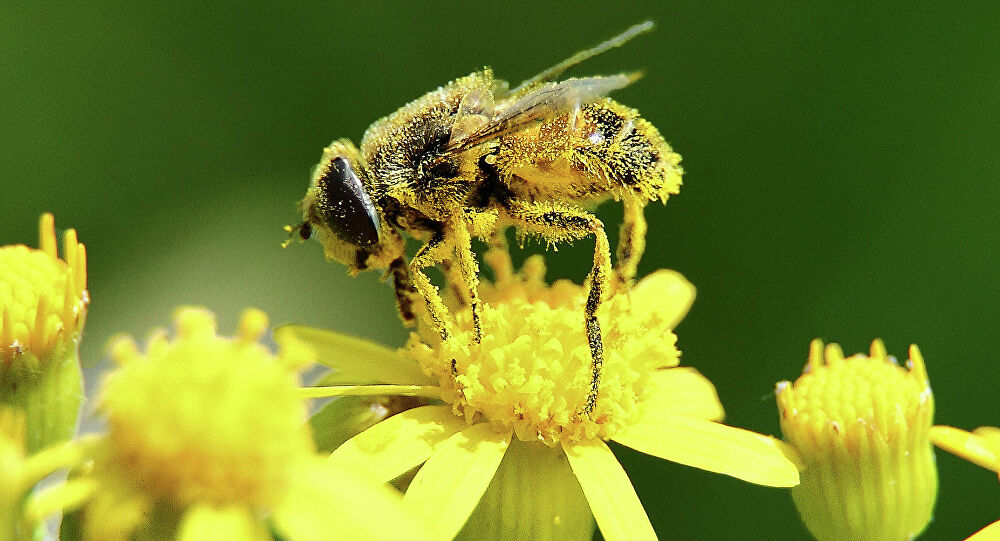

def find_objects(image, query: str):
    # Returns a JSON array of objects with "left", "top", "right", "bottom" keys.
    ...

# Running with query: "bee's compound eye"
[
  {"left": 298, "top": 221, "right": 312, "bottom": 240},
  {"left": 316, "top": 157, "right": 380, "bottom": 247}
]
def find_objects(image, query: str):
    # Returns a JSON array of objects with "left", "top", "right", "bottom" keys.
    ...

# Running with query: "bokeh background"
[{"left": 3, "top": 2, "right": 998, "bottom": 539}]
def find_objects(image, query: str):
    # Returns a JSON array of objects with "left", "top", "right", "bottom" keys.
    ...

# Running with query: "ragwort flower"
[
  {"left": 777, "top": 339, "right": 936, "bottom": 541},
  {"left": 74, "top": 307, "right": 429, "bottom": 541},
  {"left": 281, "top": 253, "right": 800, "bottom": 541},
  {"left": 0, "top": 213, "right": 88, "bottom": 453}
]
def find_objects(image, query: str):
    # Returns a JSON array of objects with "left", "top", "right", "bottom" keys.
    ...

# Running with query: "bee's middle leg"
[
  {"left": 440, "top": 258, "right": 471, "bottom": 308},
  {"left": 449, "top": 215, "right": 483, "bottom": 343},
  {"left": 504, "top": 201, "right": 611, "bottom": 417}
]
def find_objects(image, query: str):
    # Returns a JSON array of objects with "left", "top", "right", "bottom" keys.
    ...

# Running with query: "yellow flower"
[
  {"left": 931, "top": 425, "right": 1000, "bottom": 539},
  {"left": 76, "top": 307, "right": 430, "bottom": 541},
  {"left": 281, "top": 255, "right": 800, "bottom": 541},
  {"left": 777, "top": 339, "right": 936, "bottom": 541},
  {"left": 0, "top": 213, "right": 88, "bottom": 453}
]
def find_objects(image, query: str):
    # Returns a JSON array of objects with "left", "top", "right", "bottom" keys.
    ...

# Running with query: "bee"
[{"left": 287, "top": 21, "right": 683, "bottom": 417}]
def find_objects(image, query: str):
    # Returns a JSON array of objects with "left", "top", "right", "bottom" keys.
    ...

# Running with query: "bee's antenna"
[
  {"left": 281, "top": 225, "right": 297, "bottom": 249},
  {"left": 512, "top": 21, "right": 655, "bottom": 93}
]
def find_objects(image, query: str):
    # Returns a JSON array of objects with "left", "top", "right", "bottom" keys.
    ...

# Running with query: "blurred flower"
[
  {"left": 0, "top": 213, "right": 88, "bottom": 453},
  {"left": 777, "top": 339, "right": 936, "bottom": 541},
  {"left": 74, "top": 307, "right": 429, "bottom": 541},
  {"left": 931, "top": 425, "right": 1000, "bottom": 539},
  {"left": 282, "top": 253, "right": 799, "bottom": 541}
]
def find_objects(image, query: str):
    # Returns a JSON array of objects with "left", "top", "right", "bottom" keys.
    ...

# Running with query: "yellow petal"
[
  {"left": 274, "top": 460, "right": 432, "bottom": 541},
  {"left": 310, "top": 395, "right": 392, "bottom": 454},
  {"left": 329, "top": 405, "right": 466, "bottom": 483},
  {"left": 177, "top": 504, "right": 269, "bottom": 541},
  {"left": 974, "top": 426, "right": 1000, "bottom": 443},
  {"left": 613, "top": 413, "right": 800, "bottom": 487},
  {"left": 932, "top": 425, "right": 1000, "bottom": 472},
  {"left": 274, "top": 324, "right": 431, "bottom": 384},
  {"left": 563, "top": 439, "right": 656, "bottom": 541},
  {"left": 23, "top": 478, "right": 97, "bottom": 526},
  {"left": 403, "top": 422, "right": 511, "bottom": 541},
  {"left": 630, "top": 269, "right": 695, "bottom": 329},
  {"left": 296, "top": 385, "right": 441, "bottom": 400},
  {"left": 644, "top": 367, "right": 724, "bottom": 422},
  {"left": 968, "top": 519, "right": 1000, "bottom": 541}
]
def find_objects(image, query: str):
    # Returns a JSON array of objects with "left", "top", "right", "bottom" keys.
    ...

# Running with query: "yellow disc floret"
[
  {"left": 98, "top": 308, "right": 313, "bottom": 510},
  {"left": 776, "top": 339, "right": 935, "bottom": 541},
  {"left": 0, "top": 213, "right": 87, "bottom": 369},
  {"left": 407, "top": 257, "right": 682, "bottom": 445}
]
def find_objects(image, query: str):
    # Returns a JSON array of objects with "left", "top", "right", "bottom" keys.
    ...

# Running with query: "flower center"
[
  {"left": 779, "top": 342, "right": 932, "bottom": 445},
  {"left": 406, "top": 282, "right": 680, "bottom": 445},
  {"left": 0, "top": 214, "right": 87, "bottom": 366},
  {"left": 100, "top": 309, "right": 313, "bottom": 508}
]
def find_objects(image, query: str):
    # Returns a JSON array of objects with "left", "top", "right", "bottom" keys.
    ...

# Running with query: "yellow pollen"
[
  {"left": 408, "top": 260, "right": 682, "bottom": 445},
  {"left": 98, "top": 308, "right": 313, "bottom": 509},
  {"left": 0, "top": 213, "right": 88, "bottom": 366}
]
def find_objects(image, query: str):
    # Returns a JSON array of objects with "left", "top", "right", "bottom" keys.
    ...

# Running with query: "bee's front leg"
[
  {"left": 387, "top": 257, "right": 419, "bottom": 326},
  {"left": 503, "top": 200, "right": 612, "bottom": 418},
  {"left": 409, "top": 230, "right": 454, "bottom": 342}
]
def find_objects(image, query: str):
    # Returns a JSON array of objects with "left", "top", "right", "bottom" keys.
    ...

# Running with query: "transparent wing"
[
  {"left": 509, "top": 20, "right": 653, "bottom": 95},
  {"left": 443, "top": 72, "right": 640, "bottom": 153},
  {"left": 443, "top": 21, "right": 653, "bottom": 154}
]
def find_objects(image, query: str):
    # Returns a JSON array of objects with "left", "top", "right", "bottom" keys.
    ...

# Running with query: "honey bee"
[{"left": 288, "top": 21, "right": 683, "bottom": 416}]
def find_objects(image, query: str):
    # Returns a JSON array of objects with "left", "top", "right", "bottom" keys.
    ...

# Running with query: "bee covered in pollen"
[{"left": 287, "top": 21, "right": 684, "bottom": 417}]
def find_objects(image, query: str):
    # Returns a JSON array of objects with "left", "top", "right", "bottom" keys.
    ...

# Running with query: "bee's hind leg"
[
  {"left": 614, "top": 197, "right": 648, "bottom": 292},
  {"left": 504, "top": 200, "right": 611, "bottom": 418}
]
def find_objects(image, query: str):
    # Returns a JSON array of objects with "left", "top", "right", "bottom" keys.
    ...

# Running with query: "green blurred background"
[{"left": 3, "top": 2, "right": 998, "bottom": 539}]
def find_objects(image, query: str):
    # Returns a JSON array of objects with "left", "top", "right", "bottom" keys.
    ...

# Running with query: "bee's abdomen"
[
  {"left": 573, "top": 99, "right": 683, "bottom": 203},
  {"left": 496, "top": 98, "right": 683, "bottom": 204}
]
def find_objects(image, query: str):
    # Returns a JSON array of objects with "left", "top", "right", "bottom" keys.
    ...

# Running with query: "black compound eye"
[
  {"left": 297, "top": 221, "right": 312, "bottom": 240},
  {"left": 316, "top": 157, "right": 380, "bottom": 247}
]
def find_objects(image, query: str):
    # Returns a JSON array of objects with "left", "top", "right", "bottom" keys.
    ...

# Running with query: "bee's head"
[{"left": 291, "top": 140, "right": 400, "bottom": 273}]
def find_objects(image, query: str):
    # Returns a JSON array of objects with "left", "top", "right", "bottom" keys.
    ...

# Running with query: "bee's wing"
[
  {"left": 444, "top": 72, "right": 640, "bottom": 153},
  {"left": 444, "top": 22, "right": 653, "bottom": 154},
  {"left": 509, "top": 20, "right": 653, "bottom": 94}
]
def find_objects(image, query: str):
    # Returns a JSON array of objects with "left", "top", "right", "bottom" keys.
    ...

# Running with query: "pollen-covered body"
[
  {"left": 293, "top": 23, "right": 683, "bottom": 416},
  {"left": 359, "top": 69, "right": 682, "bottom": 239},
  {"left": 496, "top": 97, "right": 682, "bottom": 205}
]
